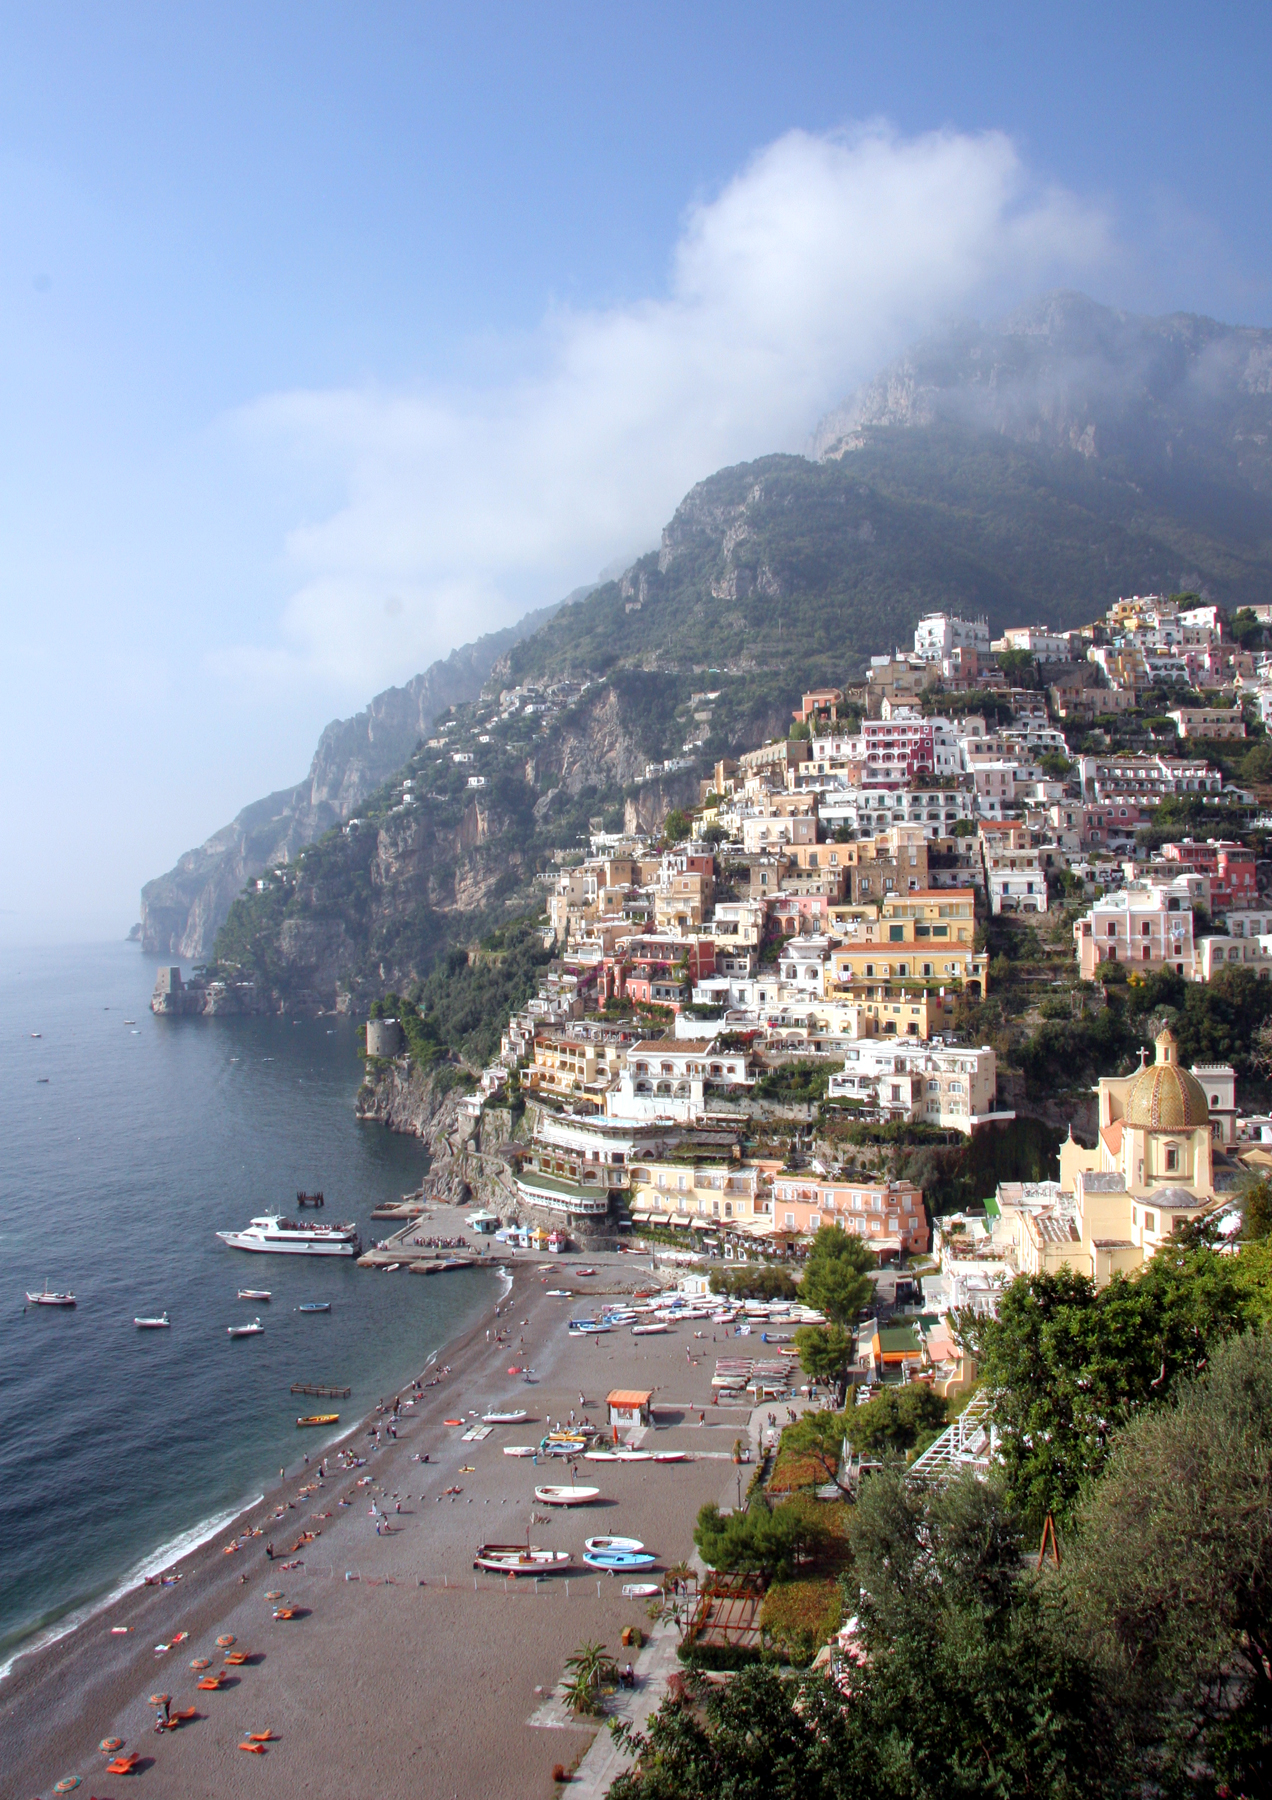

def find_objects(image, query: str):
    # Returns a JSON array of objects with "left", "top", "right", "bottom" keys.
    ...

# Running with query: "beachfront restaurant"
[{"left": 607, "top": 1388, "right": 653, "bottom": 1430}]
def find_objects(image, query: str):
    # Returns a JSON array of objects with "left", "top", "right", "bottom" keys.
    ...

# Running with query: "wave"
[{"left": 0, "top": 1492, "right": 262, "bottom": 1685}]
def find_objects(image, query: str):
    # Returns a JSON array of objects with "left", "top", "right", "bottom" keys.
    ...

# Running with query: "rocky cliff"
[
  {"left": 138, "top": 596, "right": 573, "bottom": 959},
  {"left": 354, "top": 1061, "right": 526, "bottom": 1211}
]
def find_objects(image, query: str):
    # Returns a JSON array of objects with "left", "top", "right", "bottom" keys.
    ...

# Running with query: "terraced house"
[{"left": 767, "top": 1176, "right": 929, "bottom": 1257}]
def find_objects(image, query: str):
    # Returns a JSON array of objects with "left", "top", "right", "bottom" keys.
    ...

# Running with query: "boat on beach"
[
  {"left": 473, "top": 1543, "right": 572, "bottom": 1574},
  {"left": 653, "top": 1451, "right": 688, "bottom": 1463},
  {"left": 482, "top": 1409, "right": 530, "bottom": 1424},
  {"left": 534, "top": 1484, "right": 602, "bottom": 1506},
  {"left": 584, "top": 1549, "right": 657, "bottom": 1571},
  {"left": 502, "top": 1445, "right": 536, "bottom": 1457},
  {"left": 217, "top": 1214, "right": 361, "bottom": 1257},
  {"left": 297, "top": 1301, "right": 331, "bottom": 1312},
  {"left": 134, "top": 1313, "right": 170, "bottom": 1329},
  {"left": 584, "top": 1535, "right": 645, "bottom": 1553},
  {"left": 25, "top": 1282, "right": 75, "bottom": 1307},
  {"left": 297, "top": 1413, "right": 338, "bottom": 1427},
  {"left": 227, "top": 1318, "right": 264, "bottom": 1338},
  {"left": 238, "top": 1288, "right": 271, "bottom": 1301},
  {"left": 631, "top": 1323, "right": 668, "bottom": 1335}
]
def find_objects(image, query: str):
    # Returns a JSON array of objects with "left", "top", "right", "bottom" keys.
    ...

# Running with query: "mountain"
[
  {"left": 137, "top": 595, "right": 576, "bottom": 958},
  {"left": 508, "top": 294, "right": 1272, "bottom": 688},
  {"left": 145, "top": 291, "right": 1272, "bottom": 995}
]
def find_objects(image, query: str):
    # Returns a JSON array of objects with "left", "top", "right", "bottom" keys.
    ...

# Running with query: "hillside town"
[{"left": 362, "top": 593, "right": 1272, "bottom": 1353}]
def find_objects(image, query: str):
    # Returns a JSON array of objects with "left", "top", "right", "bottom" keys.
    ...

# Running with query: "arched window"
[{"left": 1164, "top": 1143, "right": 1180, "bottom": 1173}]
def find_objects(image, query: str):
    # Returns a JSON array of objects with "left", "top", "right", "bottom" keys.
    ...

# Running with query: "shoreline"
[{"left": 1, "top": 1223, "right": 758, "bottom": 1800}]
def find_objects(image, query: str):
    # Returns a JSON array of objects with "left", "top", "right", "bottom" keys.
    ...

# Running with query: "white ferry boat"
[{"left": 216, "top": 1213, "right": 361, "bottom": 1258}]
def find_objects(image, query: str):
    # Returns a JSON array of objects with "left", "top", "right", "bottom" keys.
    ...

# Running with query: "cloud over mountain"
[{"left": 226, "top": 123, "right": 1111, "bottom": 694}]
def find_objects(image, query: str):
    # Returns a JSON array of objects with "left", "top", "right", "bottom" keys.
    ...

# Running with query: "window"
[
  {"left": 1144, "top": 1211, "right": 1157, "bottom": 1233},
  {"left": 1164, "top": 1144, "right": 1179, "bottom": 1173}
]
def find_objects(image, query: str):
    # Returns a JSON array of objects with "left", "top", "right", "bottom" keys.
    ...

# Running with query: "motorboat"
[
  {"left": 584, "top": 1536, "right": 645, "bottom": 1554},
  {"left": 584, "top": 1549, "right": 657, "bottom": 1571},
  {"left": 482, "top": 1409, "right": 529, "bottom": 1425},
  {"left": 631, "top": 1323, "right": 668, "bottom": 1336},
  {"left": 26, "top": 1282, "right": 75, "bottom": 1307},
  {"left": 217, "top": 1215, "right": 361, "bottom": 1258},
  {"left": 534, "top": 1485, "right": 601, "bottom": 1506},
  {"left": 227, "top": 1318, "right": 264, "bottom": 1337},
  {"left": 297, "top": 1301, "right": 331, "bottom": 1313},
  {"left": 473, "top": 1544, "right": 572, "bottom": 1574},
  {"left": 134, "top": 1313, "right": 170, "bottom": 1329},
  {"left": 238, "top": 1288, "right": 272, "bottom": 1301},
  {"left": 297, "top": 1413, "right": 338, "bottom": 1427}
]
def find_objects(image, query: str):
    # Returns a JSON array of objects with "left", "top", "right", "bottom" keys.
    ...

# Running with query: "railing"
[{"left": 906, "top": 1392, "right": 996, "bottom": 1485}]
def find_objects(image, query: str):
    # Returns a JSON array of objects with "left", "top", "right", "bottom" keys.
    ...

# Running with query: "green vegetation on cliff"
[{"left": 368, "top": 918, "right": 552, "bottom": 1068}]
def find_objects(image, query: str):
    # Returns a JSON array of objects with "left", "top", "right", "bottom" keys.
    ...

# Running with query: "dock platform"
[{"left": 290, "top": 1382, "right": 352, "bottom": 1398}]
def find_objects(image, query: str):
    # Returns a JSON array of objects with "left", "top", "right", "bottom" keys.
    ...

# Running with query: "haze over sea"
[{"left": 0, "top": 940, "right": 493, "bottom": 1673}]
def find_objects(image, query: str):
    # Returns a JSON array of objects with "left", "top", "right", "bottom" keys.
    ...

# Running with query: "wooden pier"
[{"left": 290, "top": 1382, "right": 352, "bottom": 1398}]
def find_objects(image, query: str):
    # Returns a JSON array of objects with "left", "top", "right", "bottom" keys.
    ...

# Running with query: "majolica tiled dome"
[{"left": 1123, "top": 1028, "right": 1209, "bottom": 1131}]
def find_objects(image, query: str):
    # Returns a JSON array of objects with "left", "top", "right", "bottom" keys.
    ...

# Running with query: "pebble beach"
[{"left": 1, "top": 1210, "right": 773, "bottom": 1800}]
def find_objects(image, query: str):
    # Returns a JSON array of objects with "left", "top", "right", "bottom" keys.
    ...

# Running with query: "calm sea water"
[{"left": 0, "top": 940, "right": 493, "bottom": 1671}]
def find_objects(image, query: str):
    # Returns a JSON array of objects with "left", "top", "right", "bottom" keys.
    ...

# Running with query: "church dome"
[{"left": 1123, "top": 1028, "right": 1209, "bottom": 1131}]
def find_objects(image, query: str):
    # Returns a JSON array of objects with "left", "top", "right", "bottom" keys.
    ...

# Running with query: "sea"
[{"left": 0, "top": 938, "right": 495, "bottom": 1675}]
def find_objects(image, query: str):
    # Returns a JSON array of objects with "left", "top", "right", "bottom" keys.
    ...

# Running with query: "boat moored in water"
[
  {"left": 217, "top": 1215, "right": 361, "bottom": 1258},
  {"left": 297, "top": 1413, "right": 338, "bottom": 1427},
  {"left": 227, "top": 1318, "right": 264, "bottom": 1338},
  {"left": 134, "top": 1313, "right": 170, "bottom": 1329},
  {"left": 237, "top": 1288, "right": 271, "bottom": 1301},
  {"left": 25, "top": 1283, "right": 75, "bottom": 1307},
  {"left": 297, "top": 1301, "right": 331, "bottom": 1313}
]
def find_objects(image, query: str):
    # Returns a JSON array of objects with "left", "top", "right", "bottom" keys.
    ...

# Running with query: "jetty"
[{"left": 290, "top": 1382, "right": 352, "bottom": 1399}]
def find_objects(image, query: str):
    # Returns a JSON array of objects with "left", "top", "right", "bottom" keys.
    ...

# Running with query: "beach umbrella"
[
  {"left": 99, "top": 1737, "right": 124, "bottom": 1753},
  {"left": 215, "top": 1633, "right": 236, "bottom": 1648},
  {"left": 54, "top": 1779, "right": 81, "bottom": 1793},
  {"left": 190, "top": 1658, "right": 211, "bottom": 1670},
  {"left": 148, "top": 1693, "right": 171, "bottom": 1707}
]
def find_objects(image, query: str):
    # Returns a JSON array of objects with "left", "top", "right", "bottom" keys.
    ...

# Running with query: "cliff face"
[
  {"left": 138, "top": 597, "right": 571, "bottom": 959},
  {"left": 354, "top": 1061, "right": 526, "bottom": 1211}
]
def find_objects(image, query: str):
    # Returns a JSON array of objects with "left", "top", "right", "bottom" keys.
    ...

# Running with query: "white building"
[
  {"left": 914, "top": 612, "right": 990, "bottom": 662},
  {"left": 827, "top": 1039, "right": 1004, "bottom": 1134},
  {"left": 818, "top": 788, "right": 976, "bottom": 838},
  {"left": 1073, "top": 880, "right": 1198, "bottom": 980}
]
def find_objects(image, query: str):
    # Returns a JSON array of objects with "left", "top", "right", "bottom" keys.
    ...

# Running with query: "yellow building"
[
  {"left": 626, "top": 1158, "right": 774, "bottom": 1233},
  {"left": 1056, "top": 1028, "right": 1222, "bottom": 1284},
  {"left": 529, "top": 1033, "right": 624, "bottom": 1100}
]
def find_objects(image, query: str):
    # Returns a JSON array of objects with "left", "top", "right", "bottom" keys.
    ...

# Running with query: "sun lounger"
[
  {"left": 245, "top": 1729, "right": 276, "bottom": 1741},
  {"left": 197, "top": 1674, "right": 224, "bottom": 1690},
  {"left": 239, "top": 1740, "right": 268, "bottom": 1754},
  {"left": 223, "top": 1650, "right": 251, "bottom": 1664},
  {"left": 107, "top": 1750, "right": 141, "bottom": 1773}
]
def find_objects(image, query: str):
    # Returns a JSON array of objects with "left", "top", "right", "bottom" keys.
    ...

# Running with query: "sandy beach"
[{"left": 1, "top": 1214, "right": 769, "bottom": 1800}]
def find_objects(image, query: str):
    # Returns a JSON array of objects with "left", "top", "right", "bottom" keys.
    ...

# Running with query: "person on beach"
[{"left": 267, "top": 1542, "right": 274, "bottom": 1560}]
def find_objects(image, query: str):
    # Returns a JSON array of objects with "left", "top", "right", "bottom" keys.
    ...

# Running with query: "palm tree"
[{"left": 564, "top": 1639, "right": 616, "bottom": 1712}]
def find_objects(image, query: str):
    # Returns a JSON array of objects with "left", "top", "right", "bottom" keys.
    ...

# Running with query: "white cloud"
[{"left": 224, "top": 123, "right": 1112, "bottom": 694}]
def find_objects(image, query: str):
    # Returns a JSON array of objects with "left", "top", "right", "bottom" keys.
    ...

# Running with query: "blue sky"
[{"left": 1, "top": 2, "right": 1269, "bottom": 936}]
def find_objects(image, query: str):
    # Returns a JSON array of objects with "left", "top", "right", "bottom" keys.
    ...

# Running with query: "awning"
[
  {"left": 647, "top": 1213, "right": 671, "bottom": 1226},
  {"left": 629, "top": 1210, "right": 651, "bottom": 1222}
]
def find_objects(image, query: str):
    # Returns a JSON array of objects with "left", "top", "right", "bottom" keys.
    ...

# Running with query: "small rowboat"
[
  {"left": 622, "top": 1582, "right": 663, "bottom": 1597},
  {"left": 228, "top": 1318, "right": 264, "bottom": 1337},
  {"left": 614, "top": 1449, "right": 652, "bottom": 1462},
  {"left": 237, "top": 1289, "right": 271, "bottom": 1301},
  {"left": 653, "top": 1451, "right": 687, "bottom": 1463},
  {"left": 575, "top": 1267, "right": 597, "bottom": 1276},
  {"left": 502, "top": 1445, "right": 536, "bottom": 1457},
  {"left": 297, "top": 1301, "right": 330, "bottom": 1312},
  {"left": 482, "top": 1409, "right": 529, "bottom": 1424},
  {"left": 631, "top": 1322, "right": 668, "bottom": 1335},
  {"left": 297, "top": 1413, "right": 338, "bottom": 1427},
  {"left": 584, "top": 1535, "right": 644, "bottom": 1554},
  {"left": 135, "top": 1313, "right": 170, "bottom": 1328},
  {"left": 534, "top": 1485, "right": 601, "bottom": 1506},
  {"left": 473, "top": 1544, "right": 572, "bottom": 1574},
  {"left": 584, "top": 1450, "right": 618, "bottom": 1462},
  {"left": 584, "top": 1549, "right": 657, "bottom": 1571}
]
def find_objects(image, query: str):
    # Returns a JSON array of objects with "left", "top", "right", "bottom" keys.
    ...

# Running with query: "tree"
[
  {"left": 693, "top": 1497, "right": 828, "bottom": 1579},
  {"left": 843, "top": 1384, "right": 947, "bottom": 1459},
  {"left": 1245, "top": 1179, "right": 1272, "bottom": 1241},
  {"left": 709, "top": 1265, "right": 798, "bottom": 1302},
  {"left": 1066, "top": 1330, "right": 1272, "bottom": 1793},
  {"left": 778, "top": 1409, "right": 853, "bottom": 1494},
  {"left": 959, "top": 1248, "right": 1251, "bottom": 1521},
  {"left": 661, "top": 808, "right": 691, "bottom": 844},
  {"left": 800, "top": 1225, "right": 874, "bottom": 1326},
  {"left": 794, "top": 1324, "right": 854, "bottom": 1391}
]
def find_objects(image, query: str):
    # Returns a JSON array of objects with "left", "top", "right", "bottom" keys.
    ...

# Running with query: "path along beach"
[{"left": 1, "top": 1221, "right": 776, "bottom": 1800}]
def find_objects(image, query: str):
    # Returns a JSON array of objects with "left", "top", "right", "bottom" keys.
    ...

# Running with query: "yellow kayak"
[{"left": 296, "top": 1413, "right": 339, "bottom": 1427}]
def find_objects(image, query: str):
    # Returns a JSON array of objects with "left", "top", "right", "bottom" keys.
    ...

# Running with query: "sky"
[{"left": 1, "top": 1, "right": 1270, "bottom": 938}]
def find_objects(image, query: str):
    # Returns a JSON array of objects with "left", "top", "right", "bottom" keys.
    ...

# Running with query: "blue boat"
[{"left": 583, "top": 1549, "right": 657, "bottom": 1572}]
